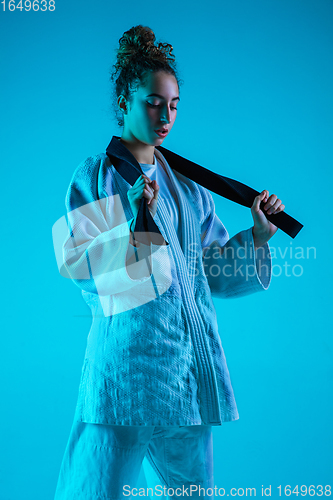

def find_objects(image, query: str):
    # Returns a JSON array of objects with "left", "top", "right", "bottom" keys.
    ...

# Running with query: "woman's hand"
[
  {"left": 127, "top": 174, "right": 160, "bottom": 222},
  {"left": 146, "top": 179, "right": 159, "bottom": 219},
  {"left": 251, "top": 190, "right": 285, "bottom": 248}
]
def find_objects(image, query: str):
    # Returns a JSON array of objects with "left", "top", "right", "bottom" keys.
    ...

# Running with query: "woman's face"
[{"left": 119, "top": 70, "right": 180, "bottom": 146}]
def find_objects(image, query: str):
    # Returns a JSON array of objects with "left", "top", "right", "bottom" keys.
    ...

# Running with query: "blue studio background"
[{"left": 1, "top": 0, "right": 332, "bottom": 498}]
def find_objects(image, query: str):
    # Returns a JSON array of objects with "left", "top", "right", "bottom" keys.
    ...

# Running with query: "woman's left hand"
[{"left": 251, "top": 190, "right": 285, "bottom": 248}]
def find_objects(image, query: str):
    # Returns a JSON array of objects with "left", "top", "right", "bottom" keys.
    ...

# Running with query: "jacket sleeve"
[
  {"left": 200, "top": 189, "right": 272, "bottom": 298},
  {"left": 58, "top": 156, "right": 154, "bottom": 296}
]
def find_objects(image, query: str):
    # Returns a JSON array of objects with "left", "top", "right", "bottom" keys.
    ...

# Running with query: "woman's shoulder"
[
  {"left": 69, "top": 152, "right": 109, "bottom": 184},
  {"left": 65, "top": 153, "right": 110, "bottom": 210}
]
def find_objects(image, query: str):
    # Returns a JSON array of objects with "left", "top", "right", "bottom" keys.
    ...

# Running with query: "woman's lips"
[{"left": 155, "top": 129, "right": 168, "bottom": 137}]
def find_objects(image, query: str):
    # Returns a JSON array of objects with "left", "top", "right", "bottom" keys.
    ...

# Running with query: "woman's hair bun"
[{"left": 114, "top": 25, "right": 175, "bottom": 72}]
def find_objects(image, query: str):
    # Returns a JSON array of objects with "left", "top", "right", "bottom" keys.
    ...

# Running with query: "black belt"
[{"left": 106, "top": 136, "right": 303, "bottom": 246}]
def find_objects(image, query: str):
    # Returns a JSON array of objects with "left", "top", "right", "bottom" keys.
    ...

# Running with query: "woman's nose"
[{"left": 160, "top": 107, "right": 171, "bottom": 123}]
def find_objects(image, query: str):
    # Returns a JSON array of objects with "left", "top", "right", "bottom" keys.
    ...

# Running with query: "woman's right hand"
[{"left": 127, "top": 174, "right": 160, "bottom": 223}]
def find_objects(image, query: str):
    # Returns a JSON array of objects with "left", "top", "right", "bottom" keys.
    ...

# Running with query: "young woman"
[{"left": 54, "top": 25, "right": 284, "bottom": 499}]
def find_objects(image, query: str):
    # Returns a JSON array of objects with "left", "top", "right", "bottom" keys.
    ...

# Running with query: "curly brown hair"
[{"left": 109, "top": 25, "right": 183, "bottom": 127}]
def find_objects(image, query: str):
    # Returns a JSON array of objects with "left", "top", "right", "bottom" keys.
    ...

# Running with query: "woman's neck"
[{"left": 119, "top": 137, "right": 155, "bottom": 165}]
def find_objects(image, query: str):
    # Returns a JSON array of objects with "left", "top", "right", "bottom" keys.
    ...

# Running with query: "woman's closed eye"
[{"left": 147, "top": 102, "right": 178, "bottom": 111}]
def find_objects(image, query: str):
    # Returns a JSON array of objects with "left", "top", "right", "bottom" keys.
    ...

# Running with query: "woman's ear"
[{"left": 117, "top": 95, "right": 128, "bottom": 115}]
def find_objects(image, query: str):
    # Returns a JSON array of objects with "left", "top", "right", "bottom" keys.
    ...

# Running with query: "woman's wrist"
[{"left": 252, "top": 226, "right": 268, "bottom": 249}]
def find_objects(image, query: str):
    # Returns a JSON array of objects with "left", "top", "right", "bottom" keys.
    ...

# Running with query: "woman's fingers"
[
  {"left": 252, "top": 190, "right": 267, "bottom": 212},
  {"left": 143, "top": 183, "right": 154, "bottom": 197},
  {"left": 131, "top": 177, "right": 153, "bottom": 196},
  {"left": 263, "top": 194, "right": 285, "bottom": 214},
  {"left": 267, "top": 200, "right": 284, "bottom": 214},
  {"left": 140, "top": 176, "right": 154, "bottom": 196},
  {"left": 135, "top": 174, "right": 151, "bottom": 183},
  {"left": 147, "top": 181, "right": 159, "bottom": 205},
  {"left": 252, "top": 190, "right": 285, "bottom": 215},
  {"left": 274, "top": 203, "right": 285, "bottom": 214},
  {"left": 129, "top": 175, "right": 159, "bottom": 215},
  {"left": 263, "top": 194, "right": 277, "bottom": 211},
  {"left": 151, "top": 180, "right": 159, "bottom": 196}
]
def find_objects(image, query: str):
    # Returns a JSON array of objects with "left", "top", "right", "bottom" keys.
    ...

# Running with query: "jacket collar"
[
  {"left": 106, "top": 135, "right": 140, "bottom": 165},
  {"left": 105, "top": 134, "right": 192, "bottom": 254},
  {"left": 106, "top": 135, "right": 160, "bottom": 187}
]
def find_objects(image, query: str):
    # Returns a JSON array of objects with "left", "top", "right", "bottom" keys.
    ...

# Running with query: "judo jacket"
[{"left": 60, "top": 138, "right": 272, "bottom": 426}]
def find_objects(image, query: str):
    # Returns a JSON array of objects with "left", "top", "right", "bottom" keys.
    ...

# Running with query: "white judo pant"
[{"left": 54, "top": 416, "right": 214, "bottom": 500}]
